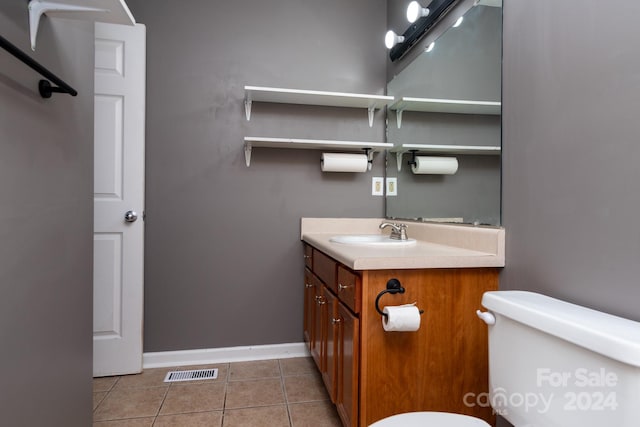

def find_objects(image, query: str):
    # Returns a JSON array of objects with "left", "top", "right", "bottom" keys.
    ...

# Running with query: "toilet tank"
[{"left": 480, "top": 291, "right": 640, "bottom": 427}]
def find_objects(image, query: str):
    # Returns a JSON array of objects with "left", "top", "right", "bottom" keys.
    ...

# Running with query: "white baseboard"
[{"left": 143, "top": 342, "right": 310, "bottom": 369}]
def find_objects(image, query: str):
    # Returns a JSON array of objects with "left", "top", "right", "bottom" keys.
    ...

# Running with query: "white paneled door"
[{"left": 93, "top": 22, "right": 146, "bottom": 377}]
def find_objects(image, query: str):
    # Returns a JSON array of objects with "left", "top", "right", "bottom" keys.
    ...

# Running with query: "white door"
[{"left": 93, "top": 22, "right": 146, "bottom": 377}]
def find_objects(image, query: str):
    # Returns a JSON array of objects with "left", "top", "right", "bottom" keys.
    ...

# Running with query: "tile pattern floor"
[{"left": 93, "top": 357, "right": 343, "bottom": 427}]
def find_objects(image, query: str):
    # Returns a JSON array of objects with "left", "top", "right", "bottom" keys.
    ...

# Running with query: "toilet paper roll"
[
  {"left": 382, "top": 303, "right": 421, "bottom": 332},
  {"left": 411, "top": 156, "right": 458, "bottom": 175},
  {"left": 321, "top": 153, "right": 369, "bottom": 173}
]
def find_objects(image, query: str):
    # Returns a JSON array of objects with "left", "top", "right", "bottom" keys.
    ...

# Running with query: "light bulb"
[
  {"left": 407, "top": 1, "right": 430, "bottom": 23},
  {"left": 425, "top": 41, "right": 435, "bottom": 53},
  {"left": 385, "top": 30, "right": 405, "bottom": 49},
  {"left": 453, "top": 16, "right": 464, "bottom": 28}
]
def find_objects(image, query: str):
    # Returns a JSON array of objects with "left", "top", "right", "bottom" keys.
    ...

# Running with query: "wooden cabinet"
[
  {"left": 335, "top": 300, "right": 359, "bottom": 427},
  {"left": 310, "top": 273, "right": 325, "bottom": 372},
  {"left": 303, "top": 269, "right": 316, "bottom": 353},
  {"left": 323, "top": 287, "right": 338, "bottom": 401},
  {"left": 304, "top": 244, "right": 360, "bottom": 426},
  {"left": 303, "top": 243, "right": 498, "bottom": 427}
]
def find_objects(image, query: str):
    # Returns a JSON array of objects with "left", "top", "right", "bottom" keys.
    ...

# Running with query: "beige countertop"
[{"left": 301, "top": 218, "right": 505, "bottom": 270}]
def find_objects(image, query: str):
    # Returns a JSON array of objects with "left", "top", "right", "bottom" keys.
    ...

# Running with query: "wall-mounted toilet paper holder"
[{"left": 375, "top": 278, "right": 424, "bottom": 319}]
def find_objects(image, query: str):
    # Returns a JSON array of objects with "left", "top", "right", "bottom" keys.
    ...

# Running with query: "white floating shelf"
[
  {"left": 389, "top": 96, "right": 501, "bottom": 128},
  {"left": 244, "top": 86, "right": 394, "bottom": 127},
  {"left": 243, "top": 137, "right": 392, "bottom": 167},
  {"left": 391, "top": 144, "right": 501, "bottom": 171},
  {"left": 29, "top": 0, "right": 135, "bottom": 50}
]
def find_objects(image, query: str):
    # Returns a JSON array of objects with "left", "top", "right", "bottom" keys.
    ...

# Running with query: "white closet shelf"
[
  {"left": 29, "top": 0, "right": 135, "bottom": 50},
  {"left": 243, "top": 137, "right": 392, "bottom": 167},
  {"left": 244, "top": 86, "right": 394, "bottom": 127},
  {"left": 392, "top": 144, "right": 501, "bottom": 171},
  {"left": 389, "top": 96, "right": 501, "bottom": 128}
]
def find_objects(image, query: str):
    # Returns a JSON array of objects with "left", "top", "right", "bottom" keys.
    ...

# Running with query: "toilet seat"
[{"left": 369, "top": 411, "right": 491, "bottom": 427}]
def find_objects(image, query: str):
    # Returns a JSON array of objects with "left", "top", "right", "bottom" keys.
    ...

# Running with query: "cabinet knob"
[
  {"left": 303, "top": 254, "right": 311, "bottom": 259},
  {"left": 305, "top": 283, "right": 313, "bottom": 288},
  {"left": 338, "top": 283, "right": 350, "bottom": 291},
  {"left": 316, "top": 296, "right": 326, "bottom": 305},
  {"left": 331, "top": 317, "right": 342, "bottom": 325}
]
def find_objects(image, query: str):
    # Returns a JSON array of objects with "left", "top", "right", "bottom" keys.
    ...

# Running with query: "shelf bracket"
[
  {"left": 395, "top": 109, "right": 404, "bottom": 129},
  {"left": 244, "top": 98, "right": 252, "bottom": 121},
  {"left": 367, "top": 107, "right": 375, "bottom": 127},
  {"left": 29, "top": 0, "right": 108, "bottom": 51},
  {"left": 396, "top": 151, "right": 404, "bottom": 172},
  {"left": 244, "top": 142, "right": 252, "bottom": 167}
]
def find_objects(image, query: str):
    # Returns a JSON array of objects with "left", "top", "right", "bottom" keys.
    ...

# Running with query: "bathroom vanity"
[{"left": 301, "top": 218, "right": 504, "bottom": 427}]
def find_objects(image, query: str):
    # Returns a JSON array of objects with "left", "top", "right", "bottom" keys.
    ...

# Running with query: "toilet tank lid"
[{"left": 482, "top": 291, "right": 640, "bottom": 367}]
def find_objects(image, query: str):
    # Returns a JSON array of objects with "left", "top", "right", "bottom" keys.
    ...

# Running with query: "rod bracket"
[{"left": 39, "top": 79, "right": 76, "bottom": 98}]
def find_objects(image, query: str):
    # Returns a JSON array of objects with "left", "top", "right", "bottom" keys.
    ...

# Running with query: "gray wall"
[
  {"left": 0, "top": 4, "right": 94, "bottom": 427},
  {"left": 501, "top": 1, "right": 640, "bottom": 424},
  {"left": 502, "top": 0, "right": 640, "bottom": 320},
  {"left": 125, "top": 0, "right": 388, "bottom": 352}
]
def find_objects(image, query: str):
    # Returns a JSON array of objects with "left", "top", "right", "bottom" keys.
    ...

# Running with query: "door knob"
[{"left": 124, "top": 210, "right": 138, "bottom": 223}]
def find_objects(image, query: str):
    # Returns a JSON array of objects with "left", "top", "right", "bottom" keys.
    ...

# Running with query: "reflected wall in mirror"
[{"left": 386, "top": 1, "right": 502, "bottom": 226}]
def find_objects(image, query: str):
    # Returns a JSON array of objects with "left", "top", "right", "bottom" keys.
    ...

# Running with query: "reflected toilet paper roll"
[
  {"left": 321, "top": 152, "right": 369, "bottom": 173},
  {"left": 382, "top": 303, "right": 421, "bottom": 332},
  {"left": 411, "top": 156, "right": 458, "bottom": 175}
]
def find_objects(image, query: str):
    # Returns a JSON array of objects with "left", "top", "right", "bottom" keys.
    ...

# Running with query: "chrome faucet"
[{"left": 379, "top": 222, "right": 409, "bottom": 241}]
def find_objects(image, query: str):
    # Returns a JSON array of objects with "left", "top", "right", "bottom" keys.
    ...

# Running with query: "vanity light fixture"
[
  {"left": 425, "top": 41, "right": 435, "bottom": 52},
  {"left": 452, "top": 16, "right": 464, "bottom": 27},
  {"left": 406, "top": 1, "right": 430, "bottom": 23},
  {"left": 387, "top": 0, "right": 460, "bottom": 62},
  {"left": 385, "top": 30, "right": 405, "bottom": 49}
]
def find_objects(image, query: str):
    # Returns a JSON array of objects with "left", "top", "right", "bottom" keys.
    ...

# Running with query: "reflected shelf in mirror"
[
  {"left": 389, "top": 96, "right": 501, "bottom": 128},
  {"left": 391, "top": 144, "right": 501, "bottom": 171}
]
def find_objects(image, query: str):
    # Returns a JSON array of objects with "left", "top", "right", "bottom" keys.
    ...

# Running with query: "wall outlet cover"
[
  {"left": 372, "top": 177, "right": 384, "bottom": 196},
  {"left": 386, "top": 177, "right": 398, "bottom": 196}
]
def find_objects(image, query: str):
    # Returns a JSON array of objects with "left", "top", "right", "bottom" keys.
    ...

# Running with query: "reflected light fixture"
[
  {"left": 452, "top": 16, "right": 464, "bottom": 27},
  {"left": 407, "top": 1, "right": 430, "bottom": 23},
  {"left": 385, "top": 30, "right": 405, "bottom": 49},
  {"left": 425, "top": 41, "right": 435, "bottom": 52},
  {"left": 386, "top": 0, "right": 460, "bottom": 62}
]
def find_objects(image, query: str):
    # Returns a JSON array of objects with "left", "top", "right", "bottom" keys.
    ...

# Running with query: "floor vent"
[{"left": 164, "top": 368, "right": 218, "bottom": 383}]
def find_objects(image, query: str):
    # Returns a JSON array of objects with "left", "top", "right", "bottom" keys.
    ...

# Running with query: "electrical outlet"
[
  {"left": 372, "top": 177, "right": 384, "bottom": 196},
  {"left": 386, "top": 177, "right": 398, "bottom": 196}
]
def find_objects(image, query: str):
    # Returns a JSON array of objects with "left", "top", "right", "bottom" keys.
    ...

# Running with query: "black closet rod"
[{"left": 0, "top": 34, "right": 77, "bottom": 98}]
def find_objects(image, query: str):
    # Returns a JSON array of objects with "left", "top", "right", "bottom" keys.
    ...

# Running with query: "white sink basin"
[{"left": 330, "top": 234, "right": 417, "bottom": 246}]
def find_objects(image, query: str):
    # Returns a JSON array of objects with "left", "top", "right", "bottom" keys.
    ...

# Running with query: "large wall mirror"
[{"left": 385, "top": 0, "right": 502, "bottom": 226}]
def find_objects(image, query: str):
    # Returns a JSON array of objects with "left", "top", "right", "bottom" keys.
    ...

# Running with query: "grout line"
[
  {"left": 278, "top": 360, "right": 295, "bottom": 427},
  {"left": 153, "top": 370, "right": 173, "bottom": 424},
  {"left": 221, "top": 361, "right": 230, "bottom": 422}
]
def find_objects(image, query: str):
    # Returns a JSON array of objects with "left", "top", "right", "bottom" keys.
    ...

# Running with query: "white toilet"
[{"left": 370, "top": 291, "right": 640, "bottom": 427}]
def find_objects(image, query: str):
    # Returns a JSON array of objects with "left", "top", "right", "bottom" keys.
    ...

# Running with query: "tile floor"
[{"left": 93, "top": 357, "right": 343, "bottom": 427}]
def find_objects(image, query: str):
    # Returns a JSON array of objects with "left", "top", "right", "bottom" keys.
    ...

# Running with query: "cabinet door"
[
  {"left": 311, "top": 281, "right": 326, "bottom": 371},
  {"left": 336, "top": 301, "right": 359, "bottom": 427},
  {"left": 303, "top": 268, "right": 315, "bottom": 349},
  {"left": 322, "top": 287, "right": 339, "bottom": 403}
]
